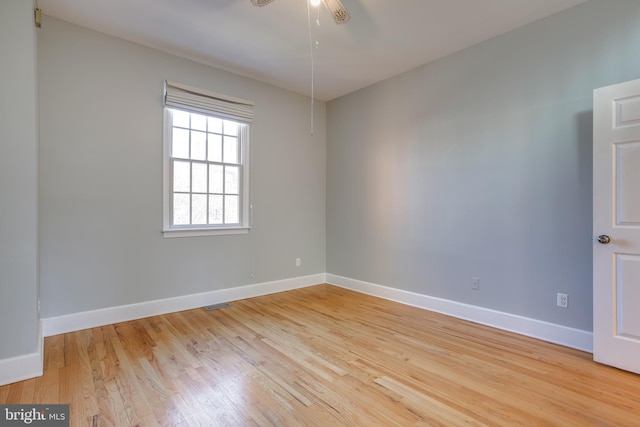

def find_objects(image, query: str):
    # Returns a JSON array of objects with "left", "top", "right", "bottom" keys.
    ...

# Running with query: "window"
[{"left": 163, "top": 81, "right": 252, "bottom": 237}]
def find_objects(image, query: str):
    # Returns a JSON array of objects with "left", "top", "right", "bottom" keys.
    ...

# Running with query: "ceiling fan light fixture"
[{"left": 251, "top": 0, "right": 350, "bottom": 25}]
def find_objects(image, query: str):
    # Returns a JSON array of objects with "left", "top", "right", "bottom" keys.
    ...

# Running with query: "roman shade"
[{"left": 164, "top": 81, "right": 254, "bottom": 123}]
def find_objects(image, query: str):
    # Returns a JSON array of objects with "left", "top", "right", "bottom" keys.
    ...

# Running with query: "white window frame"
[{"left": 162, "top": 81, "right": 252, "bottom": 238}]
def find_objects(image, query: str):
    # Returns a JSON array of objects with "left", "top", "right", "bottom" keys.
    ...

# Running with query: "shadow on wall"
[{"left": 575, "top": 108, "right": 593, "bottom": 230}]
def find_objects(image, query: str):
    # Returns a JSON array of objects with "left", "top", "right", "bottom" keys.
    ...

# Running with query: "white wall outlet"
[
  {"left": 557, "top": 293, "right": 568, "bottom": 308},
  {"left": 472, "top": 277, "right": 480, "bottom": 290},
  {"left": 296, "top": 257, "right": 301, "bottom": 267}
]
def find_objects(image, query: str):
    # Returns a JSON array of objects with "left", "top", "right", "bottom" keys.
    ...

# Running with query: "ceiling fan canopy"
[{"left": 251, "top": 0, "right": 351, "bottom": 24}]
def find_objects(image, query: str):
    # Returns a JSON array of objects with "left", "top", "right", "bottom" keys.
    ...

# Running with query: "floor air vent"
[{"left": 203, "top": 303, "right": 230, "bottom": 311}]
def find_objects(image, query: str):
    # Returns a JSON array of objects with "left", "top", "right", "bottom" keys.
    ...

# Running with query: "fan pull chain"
[{"left": 307, "top": 1, "right": 320, "bottom": 135}]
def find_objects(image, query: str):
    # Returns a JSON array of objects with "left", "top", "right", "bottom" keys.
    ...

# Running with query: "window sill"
[{"left": 163, "top": 226, "right": 250, "bottom": 238}]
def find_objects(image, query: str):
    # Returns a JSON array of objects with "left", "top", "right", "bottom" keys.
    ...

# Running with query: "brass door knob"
[{"left": 597, "top": 235, "right": 611, "bottom": 244}]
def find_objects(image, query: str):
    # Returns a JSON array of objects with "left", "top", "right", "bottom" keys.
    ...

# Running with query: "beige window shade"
[{"left": 164, "top": 81, "right": 254, "bottom": 123}]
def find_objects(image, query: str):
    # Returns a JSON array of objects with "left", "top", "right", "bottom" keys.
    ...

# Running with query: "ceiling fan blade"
[
  {"left": 251, "top": 0, "right": 275, "bottom": 6},
  {"left": 322, "top": 0, "right": 351, "bottom": 24}
]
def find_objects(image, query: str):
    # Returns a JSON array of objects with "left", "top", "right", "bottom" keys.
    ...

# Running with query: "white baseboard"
[
  {"left": 5, "top": 273, "right": 590, "bottom": 386},
  {"left": 326, "top": 274, "right": 593, "bottom": 353},
  {"left": 42, "top": 274, "right": 326, "bottom": 337},
  {"left": 0, "top": 321, "right": 44, "bottom": 386},
  {"left": 42, "top": 272, "right": 592, "bottom": 352}
]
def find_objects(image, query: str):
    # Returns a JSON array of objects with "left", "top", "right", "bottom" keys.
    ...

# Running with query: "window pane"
[
  {"left": 172, "top": 109, "right": 190, "bottom": 128},
  {"left": 208, "top": 116, "right": 222, "bottom": 134},
  {"left": 173, "top": 193, "right": 190, "bottom": 225},
  {"left": 224, "top": 136, "right": 238, "bottom": 164},
  {"left": 192, "top": 163, "right": 207, "bottom": 193},
  {"left": 166, "top": 106, "right": 247, "bottom": 231},
  {"left": 172, "top": 128, "right": 189, "bottom": 159},
  {"left": 209, "top": 165, "right": 223, "bottom": 194},
  {"left": 191, "top": 113, "right": 207, "bottom": 131},
  {"left": 223, "top": 120, "right": 238, "bottom": 136},
  {"left": 208, "top": 133, "right": 222, "bottom": 162},
  {"left": 191, "top": 130, "right": 206, "bottom": 160},
  {"left": 173, "top": 160, "right": 190, "bottom": 192},
  {"left": 225, "top": 166, "right": 239, "bottom": 194},
  {"left": 192, "top": 194, "right": 207, "bottom": 225},
  {"left": 225, "top": 195, "right": 239, "bottom": 224},
  {"left": 209, "top": 195, "right": 223, "bottom": 224}
]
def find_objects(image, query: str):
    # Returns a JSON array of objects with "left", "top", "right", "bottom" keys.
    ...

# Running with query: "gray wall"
[
  {"left": 38, "top": 17, "right": 326, "bottom": 318},
  {"left": 0, "top": 0, "right": 40, "bottom": 358},
  {"left": 326, "top": 0, "right": 640, "bottom": 331}
]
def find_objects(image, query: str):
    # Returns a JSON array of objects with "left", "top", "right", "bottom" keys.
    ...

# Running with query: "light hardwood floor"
[{"left": 1, "top": 284, "right": 639, "bottom": 426}]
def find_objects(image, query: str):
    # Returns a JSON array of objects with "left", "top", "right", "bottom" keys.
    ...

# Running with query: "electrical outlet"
[
  {"left": 557, "top": 293, "right": 568, "bottom": 308},
  {"left": 296, "top": 257, "right": 301, "bottom": 267},
  {"left": 471, "top": 277, "right": 480, "bottom": 290}
]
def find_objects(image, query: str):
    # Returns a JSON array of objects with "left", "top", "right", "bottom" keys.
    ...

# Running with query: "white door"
[{"left": 593, "top": 79, "right": 640, "bottom": 374}]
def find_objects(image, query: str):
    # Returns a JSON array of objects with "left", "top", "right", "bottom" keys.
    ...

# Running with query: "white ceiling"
[{"left": 38, "top": 0, "right": 588, "bottom": 101}]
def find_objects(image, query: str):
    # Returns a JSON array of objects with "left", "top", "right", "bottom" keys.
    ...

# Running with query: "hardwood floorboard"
[{"left": 2, "top": 284, "right": 640, "bottom": 426}]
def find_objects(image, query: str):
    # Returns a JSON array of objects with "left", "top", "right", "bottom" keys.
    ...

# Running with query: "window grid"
[{"left": 169, "top": 109, "right": 242, "bottom": 227}]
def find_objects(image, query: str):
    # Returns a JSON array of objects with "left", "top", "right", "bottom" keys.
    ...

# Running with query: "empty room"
[{"left": 1, "top": 0, "right": 640, "bottom": 425}]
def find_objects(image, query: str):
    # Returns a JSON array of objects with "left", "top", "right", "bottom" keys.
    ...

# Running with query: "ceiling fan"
[{"left": 251, "top": 0, "right": 351, "bottom": 24}]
